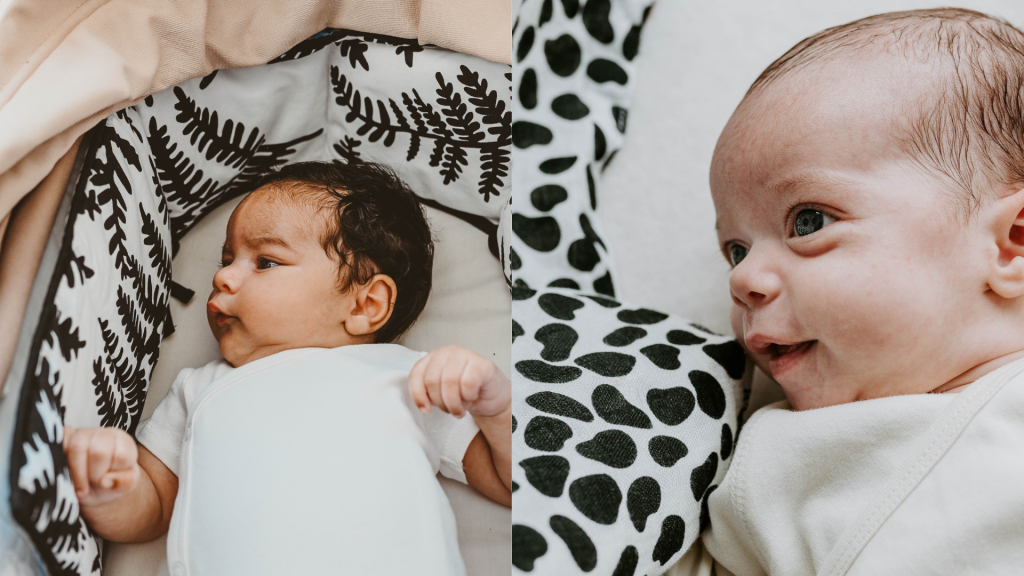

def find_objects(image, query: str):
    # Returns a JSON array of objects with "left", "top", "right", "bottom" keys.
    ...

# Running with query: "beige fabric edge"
[
  {"left": 0, "top": 0, "right": 510, "bottom": 237},
  {"left": 0, "top": 137, "right": 81, "bottom": 396}
]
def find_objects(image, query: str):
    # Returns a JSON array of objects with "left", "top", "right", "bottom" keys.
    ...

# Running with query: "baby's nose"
[
  {"left": 729, "top": 251, "right": 781, "bottom": 308},
  {"left": 212, "top": 263, "right": 240, "bottom": 293}
]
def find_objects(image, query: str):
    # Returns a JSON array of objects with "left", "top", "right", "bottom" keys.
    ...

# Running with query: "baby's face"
[
  {"left": 711, "top": 55, "right": 993, "bottom": 410},
  {"left": 207, "top": 191, "right": 367, "bottom": 367}
]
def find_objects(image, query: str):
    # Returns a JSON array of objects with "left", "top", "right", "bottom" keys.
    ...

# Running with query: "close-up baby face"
[
  {"left": 710, "top": 53, "right": 991, "bottom": 410},
  {"left": 207, "top": 188, "right": 363, "bottom": 367}
]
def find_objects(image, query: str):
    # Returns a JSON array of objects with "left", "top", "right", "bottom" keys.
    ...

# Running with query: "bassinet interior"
[{"left": 3, "top": 29, "right": 511, "bottom": 576}]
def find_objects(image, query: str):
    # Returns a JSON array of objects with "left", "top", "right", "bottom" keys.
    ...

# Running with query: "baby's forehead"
[{"left": 226, "top": 184, "right": 330, "bottom": 247}]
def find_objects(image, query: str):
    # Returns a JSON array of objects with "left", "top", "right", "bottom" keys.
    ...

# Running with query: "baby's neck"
[{"left": 931, "top": 349, "right": 1024, "bottom": 394}]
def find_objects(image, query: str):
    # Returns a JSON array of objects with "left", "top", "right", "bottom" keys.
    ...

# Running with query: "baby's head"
[
  {"left": 712, "top": 8, "right": 1024, "bottom": 409},
  {"left": 207, "top": 161, "right": 433, "bottom": 367}
]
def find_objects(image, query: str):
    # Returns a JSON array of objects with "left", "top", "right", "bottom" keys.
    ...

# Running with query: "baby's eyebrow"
[
  {"left": 766, "top": 171, "right": 856, "bottom": 197},
  {"left": 244, "top": 235, "right": 292, "bottom": 249}
]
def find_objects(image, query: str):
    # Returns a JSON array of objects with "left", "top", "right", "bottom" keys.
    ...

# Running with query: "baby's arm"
[
  {"left": 63, "top": 426, "right": 178, "bottom": 542},
  {"left": 408, "top": 346, "right": 512, "bottom": 506}
]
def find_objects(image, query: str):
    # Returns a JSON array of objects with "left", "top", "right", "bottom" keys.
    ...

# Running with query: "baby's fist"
[
  {"left": 63, "top": 426, "right": 140, "bottom": 508},
  {"left": 409, "top": 346, "right": 511, "bottom": 418}
]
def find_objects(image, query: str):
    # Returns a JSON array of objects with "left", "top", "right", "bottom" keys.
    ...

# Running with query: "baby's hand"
[
  {"left": 63, "top": 426, "right": 140, "bottom": 508},
  {"left": 408, "top": 346, "right": 511, "bottom": 418}
]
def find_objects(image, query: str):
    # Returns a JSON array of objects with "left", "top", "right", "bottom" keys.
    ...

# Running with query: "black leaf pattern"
[
  {"left": 340, "top": 38, "right": 371, "bottom": 70},
  {"left": 147, "top": 111, "right": 320, "bottom": 249},
  {"left": 146, "top": 117, "right": 219, "bottom": 253},
  {"left": 459, "top": 65, "right": 511, "bottom": 201},
  {"left": 75, "top": 189, "right": 101, "bottom": 221},
  {"left": 147, "top": 157, "right": 170, "bottom": 226},
  {"left": 394, "top": 43, "right": 424, "bottom": 67},
  {"left": 173, "top": 86, "right": 263, "bottom": 168},
  {"left": 330, "top": 65, "right": 510, "bottom": 199},
  {"left": 140, "top": 204, "right": 171, "bottom": 283},
  {"left": 11, "top": 358, "right": 95, "bottom": 576},
  {"left": 115, "top": 109, "right": 143, "bottom": 143},
  {"left": 120, "top": 254, "right": 168, "bottom": 333},
  {"left": 61, "top": 252, "right": 94, "bottom": 289},
  {"left": 90, "top": 128, "right": 133, "bottom": 273},
  {"left": 269, "top": 29, "right": 351, "bottom": 63},
  {"left": 94, "top": 318, "right": 149, "bottom": 434},
  {"left": 39, "top": 306, "right": 86, "bottom": 362},
  {"left": 271, "top": 28, "right": 424, "bottom": 67},
  {"left": 116, "top": 286, "right": 150, "bottom": 361},
  {"left": 334, "top": 135, "right": 363, "bottom": 163},
  {"left": 198, "top": 70, "right": 218, "bottom": 90},
  {"left": 209, "top": 128, "right": 323, "bottom": 206}
]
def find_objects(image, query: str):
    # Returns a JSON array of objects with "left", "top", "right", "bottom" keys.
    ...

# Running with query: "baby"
[
  {"left": 696, "top": 8, "right": 1024, "bottom": 576},
  {"left": 61, "top": 161, "right": 511, "bottom": 575}
]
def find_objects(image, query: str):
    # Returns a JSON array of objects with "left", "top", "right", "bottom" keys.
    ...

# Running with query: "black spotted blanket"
[{"left": 509, "top": 0, "right": 750, "bottom": 574}]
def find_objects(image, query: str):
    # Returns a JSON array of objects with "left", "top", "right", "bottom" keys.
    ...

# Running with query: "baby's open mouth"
[
  {"left": 767, "top": 340, "right": 816, "bottom": 376},
  {"left": 770, "top": 341, "right": 815, "bottom": 358}
]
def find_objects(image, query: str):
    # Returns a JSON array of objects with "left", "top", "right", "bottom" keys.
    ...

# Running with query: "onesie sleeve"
[
  {"left": 422, "top": 408, "right": 481, "bottom": 484},
  {"left": 134, "top": 367, "right": 193, "bottom": 476}
]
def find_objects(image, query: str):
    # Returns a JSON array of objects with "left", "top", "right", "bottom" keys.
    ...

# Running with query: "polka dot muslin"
[
  {"left": 511, "top": 287, "right": 747, "bottom": 575},
  {"left": 510, "top": 0, "right": 751, "bottom": 574}
]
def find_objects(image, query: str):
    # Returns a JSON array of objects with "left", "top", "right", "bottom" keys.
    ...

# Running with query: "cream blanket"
[{"left": 687, "top": 357, "right": 1024, "bottom": 576}]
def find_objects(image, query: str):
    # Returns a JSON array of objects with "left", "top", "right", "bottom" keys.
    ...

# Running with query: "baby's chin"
[{"left": 217, "top": 341, "right": 243, "bottom": 368}]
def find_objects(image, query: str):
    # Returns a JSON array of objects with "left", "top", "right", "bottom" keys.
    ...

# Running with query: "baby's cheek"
[
  {"left": 729, "top": 304, "right": 770, "bottom": 373},
  {"left": 730, "top": 305, "right": 744, "bottom": 341}
]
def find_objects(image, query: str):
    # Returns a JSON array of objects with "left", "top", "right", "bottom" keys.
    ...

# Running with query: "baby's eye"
[
  {"left": 218, "top": 259, "right": 232, "bottom": 269},
  {"left": 256, "top": 257, "right": 279, "bottom": 270},
  {"left": 728, "top": 244, "right": 748, "bottom": 267},
  {"left": 793, "top": 209, "right": 836, "bottom": 237}
]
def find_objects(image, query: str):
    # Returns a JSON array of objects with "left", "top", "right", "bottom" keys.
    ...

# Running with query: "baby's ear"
[
  {"left": 344, "top": 274, "right": 397, "bottom": 337},
  {"left": 986, "top": 186, "right": 1024, "bottom": 298}
]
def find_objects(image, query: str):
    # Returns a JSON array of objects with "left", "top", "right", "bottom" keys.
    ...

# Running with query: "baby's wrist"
[{"left": 469, "top": 401, "right": 511, "bottom": 426}]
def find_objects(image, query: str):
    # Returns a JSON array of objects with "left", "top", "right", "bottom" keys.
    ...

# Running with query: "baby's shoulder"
[
  {"left": 322, "top": 343, "right": 426, "bottom": 371},
  {"left": 175, "top": 358, "right": 235, "bottom": 391}
]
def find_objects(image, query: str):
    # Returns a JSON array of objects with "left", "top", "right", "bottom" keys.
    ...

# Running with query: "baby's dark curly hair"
[{"left": 248, "top": 161, "right": 433, "bottom": 343}]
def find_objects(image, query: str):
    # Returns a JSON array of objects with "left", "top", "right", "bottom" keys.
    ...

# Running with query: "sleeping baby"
[
  {"left": 60, "top": 161, "right": 511, "bottom": 575},
  {"left": 698, "top": 8, "right": 1024, "bottom": 576}
]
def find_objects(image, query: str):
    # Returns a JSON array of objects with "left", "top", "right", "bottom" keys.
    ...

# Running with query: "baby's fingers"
[
  {"left": 86, "top": 433, "right": 117, "bottom": 487},
  {"left": 421, "top": 355, "right": 447, "bottom": 410},
  {"left": 408, "top": 357, "right": 432, "bottom": 413},
  {"left": 98, "top": 467, "right": 139, "bottom": 493},
  {"left": 62, "top": 425, "right": 75, "bottom": 452},
  {"left": 460, "top": 361, "right": 484, "bottom": 403},
  {"left": 65, "top": 429, "right": 97, "bottom": 497},
  {"left": 440, "top": 358, "right": 469, "bottom": 418},
  {"left": 110, "top": 430, "right": 138, "bottom": 471}
]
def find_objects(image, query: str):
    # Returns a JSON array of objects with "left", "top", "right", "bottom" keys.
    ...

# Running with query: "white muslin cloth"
[{"left": 136, "top": 344, "right": 480, "bottom": 576}]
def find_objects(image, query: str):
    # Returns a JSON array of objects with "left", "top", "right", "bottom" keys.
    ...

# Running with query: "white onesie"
[{"left": 136, "top": 344, "right": 480, "bottom": 576}]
